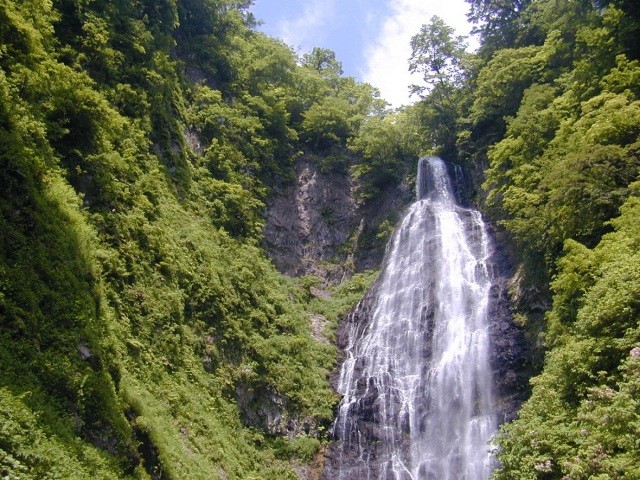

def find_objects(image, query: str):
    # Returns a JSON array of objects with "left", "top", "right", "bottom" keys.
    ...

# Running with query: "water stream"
[{"left": 332, "top": 157, "right": 496, "bottom": 479}]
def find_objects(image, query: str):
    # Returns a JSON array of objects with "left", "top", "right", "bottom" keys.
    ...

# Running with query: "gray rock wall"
[{"left": 263, "top": 154, "right": 412, "bottom": 282}]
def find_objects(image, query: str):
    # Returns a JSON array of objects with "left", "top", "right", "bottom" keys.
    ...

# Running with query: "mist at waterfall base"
[{"left": 330, "top": 157, "right": 497, "bottom": 480}]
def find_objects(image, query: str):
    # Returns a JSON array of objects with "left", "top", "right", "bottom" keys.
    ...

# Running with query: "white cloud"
[
  {"left": 275, "top": 0, "right": 337, "bottom": 52},
  {"left": 363, "top": 0, "right": 475, "bottom": 108}
]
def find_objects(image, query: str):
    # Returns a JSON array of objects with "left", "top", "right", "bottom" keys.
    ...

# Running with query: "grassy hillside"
[{"left": 0, "top": 1, "right": 387, "bottom": 478}]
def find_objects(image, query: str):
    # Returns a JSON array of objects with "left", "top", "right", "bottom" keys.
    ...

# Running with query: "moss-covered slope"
[{"left": 0, "top": 1, "right": 388, "bottom": 478}]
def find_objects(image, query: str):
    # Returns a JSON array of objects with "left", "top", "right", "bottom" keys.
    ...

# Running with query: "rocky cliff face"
[
  {"left": 484, "top": 225, "right": 534, "bottom": 424},
  {"left": 263, "top": 153, "right": 413, "bottom": 282}
]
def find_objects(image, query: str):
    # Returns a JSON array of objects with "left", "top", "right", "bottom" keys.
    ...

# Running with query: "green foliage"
[
  {"left": 298, "top": 57, "right": 388, "bottom": 155},
  {"left": 348, "top": 115, "right": 403, "bottom": 197},
  {"left": 467, "top": 0, "right": 534, "bottom": 55},
  {"left": 494, "top": 189, "right": 640, "bottom": 479},
  {"left": 409, "top": 15, "right": 468, "bottom": 93},
  {"left": 301, "top": 47, "right": 344, "bottom": 79},
  {"left": 1, "top": 0, "right": 387, "bottom": 478},
  {"left": 268, "top": 435, "right": 322, "bottom": 463},
  {"left": 484, "top": 54, "right": 640, "bottom": 267},
  {"left": 307, "top": 271, "right": 378, "bottom": 340},
  {"left": 545, "top": 239, "right": 595, "bottom": 345},
  {"left": 470, "top": 34, "right": 563, "bottom": 134},
  {"left": 0, "top": 387, "right": 135, "bottom": 480},
  {"left": 348, "top": 109, "right": 422, "bottom": 200},
  {"left": 302, "top": 96, "right": 353, "bottom": 149},
  {"left": 406, "top": 16, "right": 475, "bottom": 161}
]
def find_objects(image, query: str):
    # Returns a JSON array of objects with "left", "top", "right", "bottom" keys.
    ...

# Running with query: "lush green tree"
[
  {"left": 408, "top": 16, "right": 471, "bottom": 161},
  {"left": 301, "top": 47, "right": 344, "bottom": 77},
  {"left": 347, "top": 107, "right": 425, "bottom": 201},
  {"left": 301, "top": 96, "right": 353, "bottom": 149},
  {"left": 494, "top": 186, "right": 640, "bottom": 479},
  {"left": 409, "top": 15, "right": 468, "bottom": 94}
]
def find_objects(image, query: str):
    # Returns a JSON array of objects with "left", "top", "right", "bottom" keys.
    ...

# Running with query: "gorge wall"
[
  {"left": 264, "top": 153, "right": 413, "bottom": 282},
  {"left": 264, "top": 156, "right": 533, "bottom": 478}
]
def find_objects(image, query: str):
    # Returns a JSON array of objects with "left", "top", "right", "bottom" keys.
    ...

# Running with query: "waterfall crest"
[{"left": 330, "top": 157, "right": 496, "bottom": 480}]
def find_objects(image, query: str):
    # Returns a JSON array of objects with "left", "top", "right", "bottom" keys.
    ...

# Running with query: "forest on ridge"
[{"left": 0, "top": 0, "right": 639, "bottom": 478}]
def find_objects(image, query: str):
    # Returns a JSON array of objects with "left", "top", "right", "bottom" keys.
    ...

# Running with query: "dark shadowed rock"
[{"left": 484, "top": 223, "right": 534, "bottom": 424}]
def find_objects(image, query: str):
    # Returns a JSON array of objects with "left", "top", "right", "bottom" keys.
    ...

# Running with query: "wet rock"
[
  {"left": 235, "top": 383, "right": 319, "bottom": 438},
  {"left": 485, "top": 223, "right": 535, "bottom": 424},
  {"left": 77, "top": 342, "right": 92, "bottom": 360},
  {"left": 310, "top": 313, "right": 330, "bottom": 345},
  {"left": 323, "top": 220, "right": 534, "bottom": 479}
]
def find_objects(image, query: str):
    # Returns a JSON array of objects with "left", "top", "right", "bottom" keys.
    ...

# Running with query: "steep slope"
[
  {"left": 0, "top": 1, "right": 392, "bottom": 478},
  {"left": 264, "top": 152, "right": 413, "bottom": 282}
]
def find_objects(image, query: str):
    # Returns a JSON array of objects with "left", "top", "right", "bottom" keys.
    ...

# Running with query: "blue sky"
[{"left": 250, "top": 0, "right": 477, "bottom": 108}]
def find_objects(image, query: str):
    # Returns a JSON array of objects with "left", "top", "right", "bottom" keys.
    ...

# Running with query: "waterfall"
[{"left": 330, "top": 157, "right": 496, "bottom": 480}]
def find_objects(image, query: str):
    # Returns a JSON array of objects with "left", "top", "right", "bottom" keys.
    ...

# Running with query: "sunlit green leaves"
[
  {"left": 458, "top": 2, "right": 640, "bottom": 477},
  {"left": 495, "top": 188, "right": 640, "bottom": 478},
  {"left": 409, "top": 15, "right": 468, "bottom": 93},
  {"left": 1, "top": 0, "right": 367, "bottom": 478}
]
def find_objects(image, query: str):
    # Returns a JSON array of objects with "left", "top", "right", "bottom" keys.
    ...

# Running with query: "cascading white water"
[{"left": 332, "top": 157, "right": 496, "bottom": 480}]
